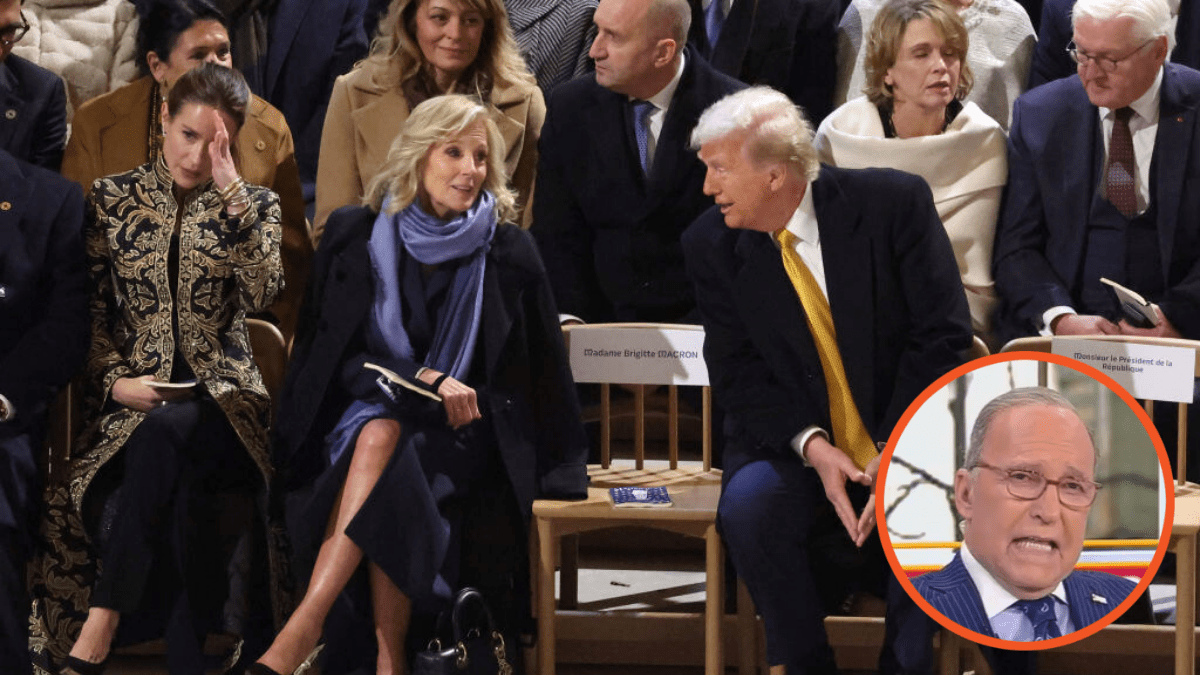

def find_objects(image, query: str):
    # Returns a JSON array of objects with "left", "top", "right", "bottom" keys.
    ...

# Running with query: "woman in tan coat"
[{"left": 313, "top": 0, "right": 544, "bottom": 242}]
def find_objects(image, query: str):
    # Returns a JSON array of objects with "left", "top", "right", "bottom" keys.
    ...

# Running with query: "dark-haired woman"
[
  {"left": 31, "top": 62, "right": 282, "bottom": 675},
  {"left": 60, "top": 0, "right": 311, "bottom": 342}
]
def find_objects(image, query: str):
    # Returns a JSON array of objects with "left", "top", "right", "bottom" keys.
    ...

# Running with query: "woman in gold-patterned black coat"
[{"left": 29, "top": 63, "right": 282, "bottom": 675}]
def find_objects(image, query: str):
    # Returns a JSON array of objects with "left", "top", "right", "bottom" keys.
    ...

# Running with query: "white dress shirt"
[{"left": 960, "top": 542, "right": 1075, "bottom": 640}]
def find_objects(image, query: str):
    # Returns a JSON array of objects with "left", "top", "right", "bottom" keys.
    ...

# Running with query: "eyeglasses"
[
  {"left": 971, "top": 462, "right": 1102, "bottom": 509},
  {"left": 0, "top": 12, "right": 28, "bottom": 48},
  {"left": 1067, "top": 37, "right": 1156, "bottom": 72}
]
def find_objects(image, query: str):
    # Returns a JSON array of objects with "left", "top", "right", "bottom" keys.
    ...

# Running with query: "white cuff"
[
  {"left": 559, "top": 313, "right": 585, "bottom": 326},
  {"left": 791, "top": 426, "right": 828, "bottom": 467},
  {"left": 1041, "top": 306, "right": 1076, "bottom": 336}
]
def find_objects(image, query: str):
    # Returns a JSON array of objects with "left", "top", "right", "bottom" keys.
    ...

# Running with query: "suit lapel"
[
  {"left": 1152, "top": 65, "right": 1197, "bottom": 280},
  {"left": 812, "top": 173, "right": 876, "bottom": 436},
  {"left": 1064, "top": 572, "right": 1116, "bottom": 629},
  {"left": 711, "top": 0, "right": 757, "bottom": 77},
  {"left": 0, "top": 63, "right": 21, "bottom": 156},
  {"left": 482, "top": 239, "right": 516, "bottom": 379},
  {"left": 648, "top": 53, "right": 705, "bottom": 205},
  {"left": 265, "top": 0, "right": 316, "bottom": 96},
  {"left": 923, "top": 554, "right": 997, "bottom": 638}
]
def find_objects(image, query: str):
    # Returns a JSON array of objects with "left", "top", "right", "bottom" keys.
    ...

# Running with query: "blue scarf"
[{"left": 365, "top": 191, "right": 496, "bottom": 382}]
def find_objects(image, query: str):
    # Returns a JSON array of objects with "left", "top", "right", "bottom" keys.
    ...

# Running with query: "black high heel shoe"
[
  {"left": 245, "top": 664, "right": 285, "bottom": 675},
  {"left": 59, "top": 654, "right": 109, "bottom": 675}
]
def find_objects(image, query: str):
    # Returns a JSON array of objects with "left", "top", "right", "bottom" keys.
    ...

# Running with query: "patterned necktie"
[
  {"left": 1013, "top": 597, "right": 1063, "bottom": 641},
  {"left": 775, "top": 229, "right": 878, "bottom": 470},
  {"left": 705, "top": 0, "right": 726, "bottom": 50},
  {"left": 631, "top": 99, "right": 655, "bottom": 174},
  {"left": 1105, "top": 106, "right": 1137, "bottom": 218}
]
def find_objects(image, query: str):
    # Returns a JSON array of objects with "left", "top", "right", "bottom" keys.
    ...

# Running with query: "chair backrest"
[
  {"left": 1000, "top": 335, "right": 1200, "bottom": 487},
  {"left": 969, "top": 335, "right": 990, "bottom": 360},
  {"left": 247, "top": 318, "right": 288, "bottom": 402},
  {"left": 563, "top": 323, "right": 713, "bottom": 471}
]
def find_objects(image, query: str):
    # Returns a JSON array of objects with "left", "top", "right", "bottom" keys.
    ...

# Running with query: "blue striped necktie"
[
  {"left": 706, "top": 0, "right": 726, "bottom": 49},
  {"left": 631, "top": 99, "right": 654, "bottom": 174},
  {"left": 1013, "top": 597, "right": 1062, "bottom": 641}
]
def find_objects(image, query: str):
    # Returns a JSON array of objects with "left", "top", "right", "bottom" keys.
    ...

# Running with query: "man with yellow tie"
[{"left": 682, "top": 86, "right": 973, "bottom": 674}]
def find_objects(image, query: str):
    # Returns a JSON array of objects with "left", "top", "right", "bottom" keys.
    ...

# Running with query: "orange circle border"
[{"left": 875, "top": 350, "right": 1176, "bottom": 651}]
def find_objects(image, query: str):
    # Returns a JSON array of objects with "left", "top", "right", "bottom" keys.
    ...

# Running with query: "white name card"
[
  {"left": 568, "top": 325, "right": 709, "bottom": 386},
  {"left": 1052, "top": 338, "right": 1195, "bottom": 403}
]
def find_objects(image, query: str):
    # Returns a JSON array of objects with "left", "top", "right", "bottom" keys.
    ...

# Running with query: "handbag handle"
[{"left": 450, "top": 587, "right": 498, "bottom": 642}]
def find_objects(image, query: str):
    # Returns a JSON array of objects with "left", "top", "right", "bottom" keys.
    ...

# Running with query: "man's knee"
[{"left": 719, "top": 459, "right": 811, "bottom": 550}]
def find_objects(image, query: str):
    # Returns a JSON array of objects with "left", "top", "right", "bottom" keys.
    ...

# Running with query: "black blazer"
[
  {"left": 273, "top": 205, "right": 588, "bottom": 514},
  {"left": 687, "top": 0, "right": 839, "bottom": 123},
  {"left": 0, "top": 55, "right": 66, "bottom": 172},
  {"left": 994, "top": 63, "right": 1200, "bottom": 340},
  {"left": 242, "top": 0, "right": 369, "bottom": 206},
  {"left": 683, "top": 165, "right": 972, "bottom": 478},
  {"left": 532, "top": 46, "right": 745, "bottom": 323},
  {"left": 0, "top": 149, "right": 87, "bottom": 428}
]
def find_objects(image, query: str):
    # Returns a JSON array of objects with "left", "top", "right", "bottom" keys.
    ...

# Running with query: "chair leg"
[
  {"left": 737, "top": 578, "right": 757, "bottom": 675},
  {"left": 560, "top": 534, "right": 579, "bottom": 610},
  {"left": 537, "top": 517, "right": 557, "bottom": 675},
  {"left": 706, "top": 525, "right": 724, "bottom": 675}
]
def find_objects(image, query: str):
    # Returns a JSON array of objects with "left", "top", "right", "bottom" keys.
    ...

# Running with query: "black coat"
[
  {"left": 273, "top": 205, "right": 588, "bottom": 516},
  {"left": 532, "top": 46, "right": 745, "bottom": 323},
  {"left": 0, "top": 55, "right": 67, "bottom": 172}
]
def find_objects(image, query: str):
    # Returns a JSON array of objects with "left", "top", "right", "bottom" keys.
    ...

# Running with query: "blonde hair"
[
  {"left": 690, "top": 86, "right": 821, "bottom": 182},
  {"left": 862, "top": 0, "right": 974, "bottom": 107},
  {"left": 366, "top": 94, "right": 519, "bottom": 223},
  {"left": 367, "top": 0, "right": 535, "bottom": 95}
]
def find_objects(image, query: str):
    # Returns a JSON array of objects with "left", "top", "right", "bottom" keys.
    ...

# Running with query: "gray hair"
[
  {"left": 1072, "top": 0, "right": 1174, "bottom": 50},
  {"left": 964, "top": 387, "right": 1098, "bottom": 471},
  {"left": 689, "top": 86, "right": 821, "bottom": 182},
  {"left": 647, "top": 0, "right": 692, "bottom": 45}
]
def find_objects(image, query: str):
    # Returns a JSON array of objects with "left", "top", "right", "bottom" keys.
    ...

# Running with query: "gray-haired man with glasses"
[
  {"left": 0, "top": 0, "right": 65, "bottom": 170},
  {"left": 912, "top": 387, "right": 1138, "bottom": 641}
]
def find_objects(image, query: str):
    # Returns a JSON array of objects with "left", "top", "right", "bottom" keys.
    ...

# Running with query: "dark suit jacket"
[
  {"left": 913, "top": 552, "right": 1137, "bottom": 638},
  {"left": 533, "top": 46, "right": 744, "bottom": 323},
  {"left": 242, "top": 0, "right": 369, "bottom": 208},
  {"left": 0, "top": 149, "right": 86, "bottom": 430},
  {"left": 687, "top": 0, "right": 839, "bottom": 123},
  {"left": 274, "top": 205, "right": 588, "bottom": 515},
  {"left": 682, "top": 165, "right": 972, "bottom": 478},
  {"left": 1029, "top": 0, "right": 1200, "bottom": 89},
  {"left": 993, "top": 63, "right": 1200, "bottom": 341},
  {"left": 0, "top": 55, "right": 66, "bottom": 172}
]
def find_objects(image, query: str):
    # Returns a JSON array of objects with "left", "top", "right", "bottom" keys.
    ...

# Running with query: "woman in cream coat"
[
  {"left": 815, "top": 0, "right": 1006, "bottom": 341},
  {"left": 314, "top": 0, "right": 543, "bottom": 241}
]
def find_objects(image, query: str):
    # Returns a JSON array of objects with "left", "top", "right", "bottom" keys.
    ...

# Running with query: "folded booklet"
[
  {"left": 364, "top": 362, "right": 443, "bottom": 403},
  {"left": 609, "top": 486, "right": 672, "bottom": 508},
  {"left": 1099, "top": 277, "right": 1157, "bottom": 329}
]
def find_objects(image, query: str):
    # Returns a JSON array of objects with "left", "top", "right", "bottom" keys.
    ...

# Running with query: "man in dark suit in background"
[
  {"left": 994, "top": 0, "right": 1200, "bottom": 480},
  {"left": 683, "top": 85, "right": 972, "bottom": 674},
  {"left": 533, "top": 0, "right": 743, "bottom": 325},
  {"left": 0, "top": 0, "right": 66, "bottom": 171},
  {"left": 0, "top": 148, "right": 87, "bottom": 675},
  {"left": 913, "top": 388, "right": 1137, "bottom": 639},
  {"left": 685, "top": 0, "right": 840, "bottom": 123}
]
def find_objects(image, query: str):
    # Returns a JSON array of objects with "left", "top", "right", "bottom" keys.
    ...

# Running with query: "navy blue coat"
[
  {"left": 682, "top": 165, "right": 972, "bottom": 479},
  {"left": 687, "top": 0, "right": 839, "bottom": 123},
  {"left": 912, "top": 552, "right": 1137, "bottom": 638},
  {"left": 533, "top": 47, "right": 744, "bottom": 323},
  {"left": 242, "top": 0, "right": 369, "bottom": 209},
  {"left": 993, "top": 63, "right": 1200, "bottom": 340},
  {"left": 0, "top": 55, "right": 66, "bottom": 172},
  {"left": 0, "top": 149, "right": 86, "bottom": 429}
]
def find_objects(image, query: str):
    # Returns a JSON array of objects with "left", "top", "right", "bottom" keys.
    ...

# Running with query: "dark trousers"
[
  {"left": 0, "top": 426, "right": 39, "bottom": 675},
  {"left": 91, "top": 397, "right": 255, "bottom": 674},
  {"left": 719, "top": 457, "right": 883, "bottom": 674}
]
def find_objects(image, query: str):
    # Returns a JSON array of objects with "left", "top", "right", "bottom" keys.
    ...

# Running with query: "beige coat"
[
  {"left": 61, "top": 76, "right": 312, "bottom": 341},
  {"left": 313, "top": 58, "right": 545, "bottom": 243}
]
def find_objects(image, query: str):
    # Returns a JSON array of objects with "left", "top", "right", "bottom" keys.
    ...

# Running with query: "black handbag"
[{"left": 412, "top": 587, "right": 514, "bottom": 675}]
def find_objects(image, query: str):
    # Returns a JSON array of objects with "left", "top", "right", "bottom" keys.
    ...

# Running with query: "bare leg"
[
  {"left": 64, "top": 607, "right": 120, "bottom": 669},
  {"left": 372, "top": 562, "right": 411, "bottom": 675},
  {"left": 257, "top": 418, "right": 402, "bottom": 675}
]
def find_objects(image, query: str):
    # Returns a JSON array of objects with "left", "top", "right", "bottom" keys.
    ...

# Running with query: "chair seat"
[{"left": 585, "top": 460, "right": 722, "bottom": 488}]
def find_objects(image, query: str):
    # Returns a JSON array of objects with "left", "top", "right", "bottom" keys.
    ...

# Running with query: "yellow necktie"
[{"left": 775, "top": 229, "right": 878, "bottom": 470}]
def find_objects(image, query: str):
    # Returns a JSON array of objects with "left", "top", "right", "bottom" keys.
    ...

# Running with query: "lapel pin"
[
  {"left": 0, "top": 201, "right": 11, "bottom": 211},
  {"left": 4, "top": 109, "right": 14, "bottom": 120},
  {"left": 1091, "top": 593, "right": 1107, "bottom": 604}
]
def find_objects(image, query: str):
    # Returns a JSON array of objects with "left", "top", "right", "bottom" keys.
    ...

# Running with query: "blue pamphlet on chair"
[{"left": 609, "top": 486, "right": 672, "bottom": 507}]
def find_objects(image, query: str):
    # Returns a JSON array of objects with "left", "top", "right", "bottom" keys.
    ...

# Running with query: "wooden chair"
[
  {"left": 246, "top": 318, "right": 288, "bottom": 401},
  {"left": 531, "top": 323, "right": 737, "bottom": 675},
  {"left": 1000, "top": 335, "right": 1200, "bottom": 675}
]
